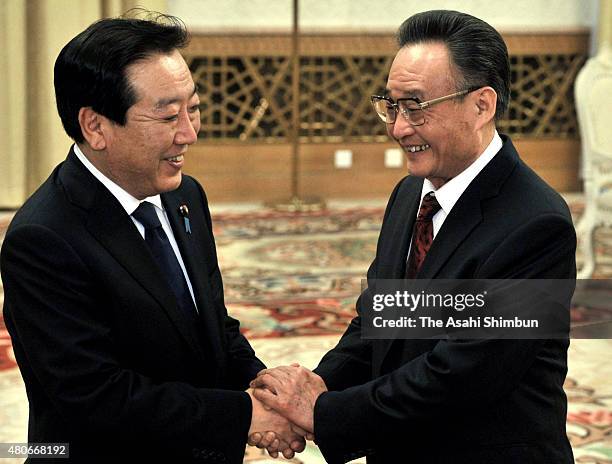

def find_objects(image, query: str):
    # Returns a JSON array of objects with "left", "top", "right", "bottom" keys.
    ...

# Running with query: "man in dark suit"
[
  {"left": 0, "top": 14, "right": 303, "bottom": 463},
  {"left": 251, "top": 10, "right": 576, "bottom": 463}
]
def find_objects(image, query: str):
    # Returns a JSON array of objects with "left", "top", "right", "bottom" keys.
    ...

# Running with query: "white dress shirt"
[{"left": 73, "top": 144, "right": 197, "bottom": 309}]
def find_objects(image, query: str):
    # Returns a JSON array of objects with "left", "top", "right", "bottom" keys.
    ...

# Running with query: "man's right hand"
[{"left": 247, "top": 389, "right": 306, "bottom": 459}]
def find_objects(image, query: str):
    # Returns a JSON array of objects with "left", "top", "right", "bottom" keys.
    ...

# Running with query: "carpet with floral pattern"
[{"left": 0, "top": 196, "right": 611, "bottom": 463}]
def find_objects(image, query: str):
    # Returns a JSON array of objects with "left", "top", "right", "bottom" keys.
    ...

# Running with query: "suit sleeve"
[
  {"left": 1, "top": 222, "right": 253, "bottom": 464},
  {"left": 194, "top": 179, "right": 266, "bottom": 388},
  {"left": 313, "top": 213, "right": 576, "bottom": 463}
]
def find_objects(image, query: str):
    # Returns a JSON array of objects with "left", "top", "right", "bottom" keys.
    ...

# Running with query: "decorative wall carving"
[
  {"left": 503, "top": 54, "right": 586, "bottom": 137},
  {"left": 191, "top": 56, "right": 293, "bottom": 141},
  {"left": 186, "top": 32, "right": 588, "bottom": 144}
]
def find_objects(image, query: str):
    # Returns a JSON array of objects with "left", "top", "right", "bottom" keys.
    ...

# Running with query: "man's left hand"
[{"left": 250, "top": 365, "right": 327, "bottom": 435}]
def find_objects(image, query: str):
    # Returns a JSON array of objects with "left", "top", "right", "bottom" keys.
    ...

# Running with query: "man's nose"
[
  {"left": 175, "top": 110, "right": 199, "bottom": 145},
  {"left": 389, "top": 115, "right": 416, "bottom": 141}
]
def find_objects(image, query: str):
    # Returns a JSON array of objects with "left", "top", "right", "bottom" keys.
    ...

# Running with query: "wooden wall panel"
[
  {"left": 185, "top": 139, "right": 580, "bottom": 203},
  {"left": 184, "top": 30, "right": 588, "bottom": 202},
  {"left": 184, "top": 144, "right": 292, "bottom": 202},
  {"left": 513, "top": 139, "right": 581, "bottom": 192}
]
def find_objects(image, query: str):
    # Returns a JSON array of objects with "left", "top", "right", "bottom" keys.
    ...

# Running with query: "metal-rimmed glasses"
[{"left": 371, "top": 86, "right": 481, "bottom": 126}]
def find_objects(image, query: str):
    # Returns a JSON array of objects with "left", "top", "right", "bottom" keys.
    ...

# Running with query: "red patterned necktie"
[{"left": 405, "top": 192, "right": 442, "bottom": 278}]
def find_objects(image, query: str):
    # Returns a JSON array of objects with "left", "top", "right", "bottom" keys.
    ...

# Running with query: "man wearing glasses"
[{"left": 251, "top": 9, "right": 576, "bottom": 463}]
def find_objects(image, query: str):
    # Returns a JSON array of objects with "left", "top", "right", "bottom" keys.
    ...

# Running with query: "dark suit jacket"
[
  {"left": 313, "top": 135, "right": 576, "bottom": 463},
  {"left": 0, "top": 148, "right": 265, "bottom": 463}
]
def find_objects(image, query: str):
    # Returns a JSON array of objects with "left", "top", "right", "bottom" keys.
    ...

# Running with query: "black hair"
[
  {"left": 54, "top": 11, "right": 190, "bottom": 142},
  {"left": 397, "top": 10, "right": 510, "bottom": 120}
]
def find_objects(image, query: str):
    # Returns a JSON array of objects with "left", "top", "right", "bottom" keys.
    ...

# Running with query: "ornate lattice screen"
[
  {"left": 505, "top": 54, "right": 586, "bottom": 136},
  {"left": 185, "top": 32, "right": 588, "bottom": 144}
]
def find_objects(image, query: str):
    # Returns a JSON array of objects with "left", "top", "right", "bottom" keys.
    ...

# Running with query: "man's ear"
[
  {"left": 78, "top": 107, "right": 108, "bottom": 151},
  {"left": 473, "top": 86, "right": 497, "bottom": 129}
]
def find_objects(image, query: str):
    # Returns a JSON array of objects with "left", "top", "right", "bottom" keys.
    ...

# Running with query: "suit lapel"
[
  {"left": 162, "top": 189, "right": 225, "bottom": 365},
  {"left": 373, "top": 178, "right": 422, "bottom": 369},
  {"left": 418, "top": 185, "right": 482, "bottom": 278},
  {"left": 60, "top": 150, "right": 209, "bottom": 364},
  {"left": 378, "top": 178, "right": 423, "bottom": 279},
  {"left": 417, "top": 136, "right": 520, "bottom": 279},
  {"left": 378, "top": 136, "right": 520, "bottom": 369}
]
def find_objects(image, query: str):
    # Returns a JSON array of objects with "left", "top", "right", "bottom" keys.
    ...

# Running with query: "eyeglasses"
[{"left": 371, "top": 86, "right": 480, "bottom": 126}]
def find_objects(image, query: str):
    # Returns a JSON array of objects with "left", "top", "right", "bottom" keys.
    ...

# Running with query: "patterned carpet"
[{"left": 0, "top": 196, "right": 611, "bottom": 463}]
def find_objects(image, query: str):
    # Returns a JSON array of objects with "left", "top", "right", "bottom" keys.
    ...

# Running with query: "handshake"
[{"left": 246, "top": 364, "right": 327, "bottom": 459}]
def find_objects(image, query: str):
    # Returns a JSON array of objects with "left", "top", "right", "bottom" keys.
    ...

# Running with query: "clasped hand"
[{"left": 246, "top": 364, "right": 327, "bottom": 458}]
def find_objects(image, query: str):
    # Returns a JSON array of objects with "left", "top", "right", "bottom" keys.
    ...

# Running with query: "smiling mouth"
[
  {"left": 166, "top": 155, "right": 184, "bottom": 162},
  {"left": 404, "top": 144, "right": 431, "bottom": 153}
]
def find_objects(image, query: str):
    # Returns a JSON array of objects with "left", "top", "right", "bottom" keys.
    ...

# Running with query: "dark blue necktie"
[{"left": 132, "top": 202, "right": 198, "bottom": 320}]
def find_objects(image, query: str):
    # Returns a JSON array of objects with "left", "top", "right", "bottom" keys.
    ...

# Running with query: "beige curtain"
[
  {"left": 600, "top": 0, "right": 612, "bottom": 52},
  {"left": 0, "top": 0, "right": 166, "bottom": 209},
  {"left": 0, "top": 1, "right": 27, "bottom": 208}
]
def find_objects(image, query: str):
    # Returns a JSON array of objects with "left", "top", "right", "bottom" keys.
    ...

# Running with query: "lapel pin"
[{"left": 179, "top": 204, "right": 191, "bottom": 234}]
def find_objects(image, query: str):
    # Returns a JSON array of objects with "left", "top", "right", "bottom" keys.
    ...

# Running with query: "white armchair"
[{"left": 575, "top": 49, "right": 612, "bottom": 278}]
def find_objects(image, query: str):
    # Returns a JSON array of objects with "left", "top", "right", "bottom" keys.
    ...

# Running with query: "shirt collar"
[
  {"left": 421, "top": 130, "right": 503, "bottom": 214},
  {"left": 73, "top": 143, "right": 163, "bottom": 215}
]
